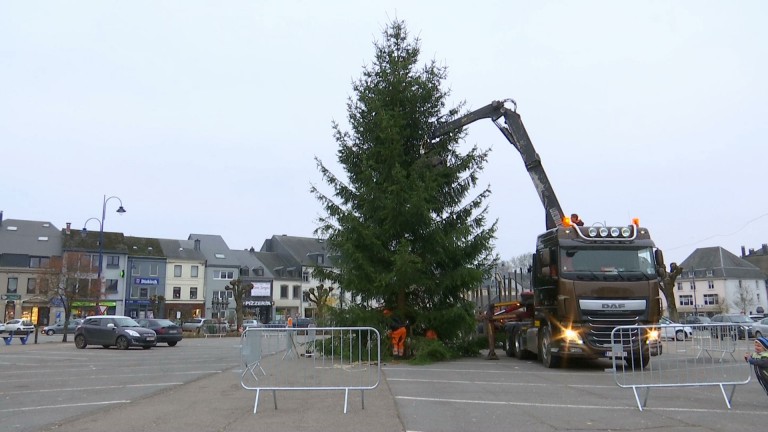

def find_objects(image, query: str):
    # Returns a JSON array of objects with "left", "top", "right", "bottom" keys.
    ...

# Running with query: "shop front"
[
  {"left": 125, "top": 299, "right": 152, "bottom": 319},
  {"left": 243, "top": 299, "right": 273, "bottom": 324},
  {"left": 71, "top": 300, "right": 118, "bottom": 318}
]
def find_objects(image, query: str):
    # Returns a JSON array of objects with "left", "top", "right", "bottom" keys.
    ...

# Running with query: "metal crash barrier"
[
  {"left": 201, "top": 323, "right": 228, "bottom": 338},
  {"left": 609, "top": 323, "right": 751, "bottom": 411},
  {"left": 240, "top": 326, "right": 381, "bottom": 414}
]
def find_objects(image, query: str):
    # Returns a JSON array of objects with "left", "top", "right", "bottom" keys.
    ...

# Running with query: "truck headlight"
[
  {"left": 564, "top": 328, "right": 583, "bottom": 344},
  {"left": 647, "top": 329, "right": 660, "bottom": 341}
]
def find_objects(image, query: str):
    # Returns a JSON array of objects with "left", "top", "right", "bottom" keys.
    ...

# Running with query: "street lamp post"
[{"left": 82, "top": 195, "right": 126, "bottom": 314}]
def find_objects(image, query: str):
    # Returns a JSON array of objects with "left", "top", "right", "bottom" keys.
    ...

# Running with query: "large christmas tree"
[{"left": 312, "top": 20, "right": 497, "bottom": 343}]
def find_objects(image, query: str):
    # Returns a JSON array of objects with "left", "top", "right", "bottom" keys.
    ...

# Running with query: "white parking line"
[
  {"left": 387, "top": 377, "right": 614, "bottom": 388},
  {"left": 0, "top": 370, "right": 222, "bottom": 383},
  {"left": 395, "top": 395, "right": 768, "bottom": 415},
  {"left": 0, "top": 400, "right": 129, "bottom": 413},
  {"left": 0, "top": 382, "right": 183, "bottom": 395}
]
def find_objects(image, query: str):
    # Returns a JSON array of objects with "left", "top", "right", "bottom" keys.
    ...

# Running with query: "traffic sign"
[{"left": 0, "top": 294, "right": 21, "bottom": 300}]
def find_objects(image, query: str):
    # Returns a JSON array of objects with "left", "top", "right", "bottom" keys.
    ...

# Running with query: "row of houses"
[{"left": 0, "top": 211, "right": 337, "bottom": 326}]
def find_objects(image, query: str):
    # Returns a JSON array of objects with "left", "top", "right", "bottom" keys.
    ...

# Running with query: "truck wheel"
[
  {"left": 514, "top": 330, "right": 528, "bottom": 360},
  {"left": 506, "top": 330, "right": 517, "bottom": 357},
  {"left": 539, "top": 326, "right": 560, "bottom": 368},
  {"left": 627, "top": 351, "right": 650, "bottom": 369},
  {"left": 675, "top": 330, "right": 685, "bottom": 341}
]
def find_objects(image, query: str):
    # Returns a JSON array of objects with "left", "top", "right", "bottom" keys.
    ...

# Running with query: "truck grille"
[{"left": 583, "top": 313, "right": 642, "bottom": 348}]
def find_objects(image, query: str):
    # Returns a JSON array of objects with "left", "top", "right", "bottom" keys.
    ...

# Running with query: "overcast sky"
[{"left": 1, "top": 1, "right": 766, "bottom": 266}]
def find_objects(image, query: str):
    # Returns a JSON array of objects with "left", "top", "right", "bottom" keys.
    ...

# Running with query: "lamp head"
[
  {"left": 81, "top": 228, "right": 88, "bottom": 238},
  {"left": 116, "top": 206, "right": 126, "bottom": 214}
]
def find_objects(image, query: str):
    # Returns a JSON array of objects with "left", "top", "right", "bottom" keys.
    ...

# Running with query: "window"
[
  {"left": 190, "top": 287, "right": 198, "bottom": 300},
  {"left": 676, "top": 282, "right": 682, "bottom": 291},
  {"left": 191, "top": 265, "right": 199, "bottom": 278},
  {"left": 140, "top": 287, "right": 148, "bottom": 298},
  {"left": 173, "top": 287, "right": 181, "bottom": 299},
  {"left": 106, "top": 255, "right": 119, "bottom": 267},
  {"left": 105, "top": 279, "right": 118, "bottom": 294},
  {"left": 29, "top": 257, "right": 50, "bottom": 268},
  {"left": 708, "top": 280, "right": 714, "bottom": 289},
  {"left": 317, "top": 255, "right": 324, "bottom": 265},
  {"left": 292, "top": 284, "right": 301, "bottom": 299},
  {"left": 174, "top": 265, "right": 182, "bottom": 277},
  {"left": 704, "top": 294, "right": 719, "bottom": 305},
  {"left": 26, "top": 278, "right": 36, "bottom": 294},
  {"left": 679, "top": 295, "right": 693, "bottom": 306},
  {"left": 8, "top": 277, "right": 18, "bottom": 294},
  {"left": 214, "top": 270, "right": 234, "bottom": 280},
  {"left": 303, "top": 271, "right": 310, "bottom": 282},
  {"left": 149, "top": 263, "right": 159, "bottom": 276},
  {"left": 706, "top": 270, "right": 713, "bottom": 277},
  {"left": 132, "top": 264, "right": 140, "bottom": 276},
  {"left": 690, "top": 282, "right": 696, "bottom": 290},
  {"left": 255, "top": 267, "right": 264, "bottom": 276},
  {"left": 280, "top": 284, "right": 289, "bottom": 299}
]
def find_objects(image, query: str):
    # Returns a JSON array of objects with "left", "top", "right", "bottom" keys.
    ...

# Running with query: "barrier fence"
[
  {"left": 610, "top": 323, "right": 752, "bottom": 411},
  {"left": 240, "top": 326, "right": 381, "bottom": 414}
]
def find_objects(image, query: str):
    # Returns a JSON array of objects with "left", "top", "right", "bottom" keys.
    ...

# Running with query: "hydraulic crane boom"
[{"left": 429, "top": 99, "right": 566, "bottom": 230}]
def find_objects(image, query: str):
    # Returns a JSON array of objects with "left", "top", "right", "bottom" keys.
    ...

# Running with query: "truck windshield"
[{"left": 560, "top": 247, "right": 657, "bottom": 278}]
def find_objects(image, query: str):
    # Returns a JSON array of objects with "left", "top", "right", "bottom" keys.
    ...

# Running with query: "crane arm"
[{"left": 429, "top": 99, "right": 565, "bottom": 230}]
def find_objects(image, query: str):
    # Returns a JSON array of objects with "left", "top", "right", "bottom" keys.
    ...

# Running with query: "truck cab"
[{"left": 526, "top": 220, "right": 663, "bottom": 367}]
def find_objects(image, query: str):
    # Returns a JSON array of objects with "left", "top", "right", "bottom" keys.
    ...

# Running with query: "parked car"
[
  {"left": 74, "top": 315, "right": 156, "bottom": 350},
  {"left": 136, "top": 318, "right": 183, "bottom": 346},
  {"left": 242, "top": 319, "right": 262, "bottom": 329},
  {"left": 709, "top": 313, "right": 755, "bottom": 340},
  {"left": 657, "top": 316, "right": 694, "bottom": 341},
  {"left": 264, "top": 320, "right": 287, "bottom": 329},
  {"left": 683, "top": 315, "right": 711, "bottom": 325},
  {"left": 42, "top": 319, "right": 83, "bottom": 335},
  {"left": 752, "top": 317, "right": 768, "bottom": 339},
  {"left": 294, "top": 318, "right": 316, "bottom": 328},
  {"left": 3, "top": 319, "right": 35, "bottom": 334},
  {"left": 181, "top": 318, "right": 227, "bottom": 334},
  {"left": 749, "top": 314, "right": 765, "bottom": 322}
]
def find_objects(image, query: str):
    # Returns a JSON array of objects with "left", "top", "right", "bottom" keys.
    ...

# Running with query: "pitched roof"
[
  {"left": 158, "top": 238, "right": 206, "bottom": 261},
  {"left": 0, "top": 218, "right": 62, "bottom": 256},
  {"left": 260, "top": 235, "right": 335, "bottom": 267},
  {"left": 679, "top": 246, "right": 766, "bottom": 280},
  {"left": 188, "top": 233, "right": 240, "bottom": 267}
]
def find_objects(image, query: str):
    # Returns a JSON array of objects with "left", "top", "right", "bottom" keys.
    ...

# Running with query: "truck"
[{"left": 429, "top": 99, "right": 664, "bottom": 368}]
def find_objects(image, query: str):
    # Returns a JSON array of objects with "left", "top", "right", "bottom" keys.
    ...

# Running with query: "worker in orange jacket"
[{"left": 385, "top": 309, "right": 408, "bottom": 358}]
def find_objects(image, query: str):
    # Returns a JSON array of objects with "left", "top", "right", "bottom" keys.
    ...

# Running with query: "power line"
[{"left": 666, "top": 212, "right": 768, "bottom": 252}]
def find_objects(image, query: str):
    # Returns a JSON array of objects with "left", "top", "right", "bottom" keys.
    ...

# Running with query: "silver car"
[
  {"left": 752, "top": 317, "right": 768, "bottom": 339},
  {"left": 42, "top": 319, "right": 83, "bottom": 335},
  {"left": 658, "top": 316, "right": 694, "bottom": 341}
]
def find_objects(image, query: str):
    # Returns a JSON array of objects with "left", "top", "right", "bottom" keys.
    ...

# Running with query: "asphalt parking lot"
[{"left": 2, "top": 334, "right": 768, "bottom": 432}]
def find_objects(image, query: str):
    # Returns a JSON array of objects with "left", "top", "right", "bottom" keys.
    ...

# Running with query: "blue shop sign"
[{"left": 133, "top": 277, "right": 160, "bottom": 285}]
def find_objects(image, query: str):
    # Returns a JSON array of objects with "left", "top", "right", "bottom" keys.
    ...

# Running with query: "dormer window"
[
  {"left": 215, "top": 253, "right": 225, "bottom": 259},
  {"left": 317, "top": 254, "right": 324, "bottom": 265}
]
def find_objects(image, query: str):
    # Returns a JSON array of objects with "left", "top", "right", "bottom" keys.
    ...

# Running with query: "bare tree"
[
  {"left": 307, "top": 283, "right": 335, "bottom": 324},
  {"left": 225, "top": 278, "right": 249, "bottom": 332},
  {"left": 37, "top": 252, "right": 102, "bottom": 342},
  {"left": 658, "top": 263, "right": 684, "bottom": 322},
  {"left": 730, "top": 281, "right": 757, "bottom": 315}
]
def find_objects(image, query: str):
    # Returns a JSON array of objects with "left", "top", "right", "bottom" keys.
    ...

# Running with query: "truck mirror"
[{"left": 654, "top": 249, "right": 665, "bottom": 268}]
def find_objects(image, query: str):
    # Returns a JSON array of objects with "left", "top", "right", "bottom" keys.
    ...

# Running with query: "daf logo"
[{"left": 602, "top": 303, "right": 626, "bottom": 309}]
